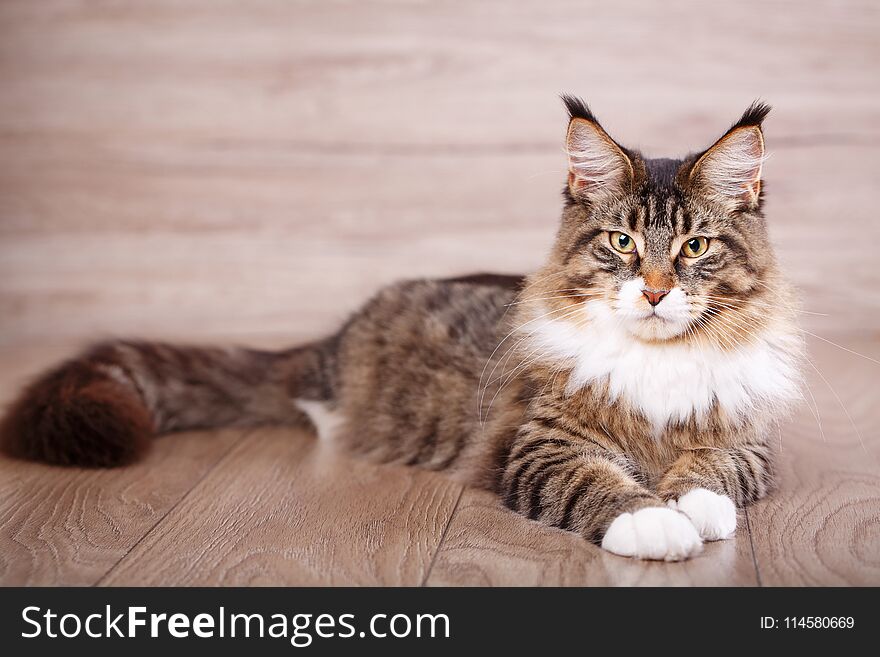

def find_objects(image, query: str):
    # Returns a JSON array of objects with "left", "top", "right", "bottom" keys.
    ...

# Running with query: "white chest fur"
[{"left": 522, "top": 303, "right": 802, "bottom": 431}]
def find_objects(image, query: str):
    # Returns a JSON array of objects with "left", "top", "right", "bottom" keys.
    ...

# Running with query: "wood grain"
[
  {"left": 0, "top": 342, "right": 244, "bottom": 586},
  {"left": 0, "top": 0, "right": 878, "bottom": 585},
  {"left": 101, "top": 427, "right": 463, "bottom": 586},
  {"left": 425, "top": 489, "right": 758, "bottom": 586},
  {"left": 0, "top": 429, "right": 243, "bottom": 586},
  {"left": 1, "top": 0, "right": 878, "bottom": 347}
]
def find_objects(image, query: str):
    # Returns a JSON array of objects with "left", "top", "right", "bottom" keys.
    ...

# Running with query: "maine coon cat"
[{"left": 0, "top": 97, "right": 803, "bottom": 561}]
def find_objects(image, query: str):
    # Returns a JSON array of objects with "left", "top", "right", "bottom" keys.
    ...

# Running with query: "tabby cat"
[{"left": 0, "top": 97, "right": 803, "bottom": 561}]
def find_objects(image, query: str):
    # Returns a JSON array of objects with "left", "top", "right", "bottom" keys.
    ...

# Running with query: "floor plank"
[
  {"left": 425, "top": 491, "right": 757, "bottom": 587},
  {"left": 0, "top": 342, "right": 245, "bottom": 585},
  {"left": 101, "top": 427, "right": 463, "bottom": 586},
  {"left": 0, "top": 428, "right": 242, "bottom": 586}
]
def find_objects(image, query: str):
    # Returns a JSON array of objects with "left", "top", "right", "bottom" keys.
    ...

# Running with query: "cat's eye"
[
  {"left": 609, "top": 231, "right": 636, "bottom": 254},
  {"left": 681, "top": 236, "right": 709, "bottom": 258}
]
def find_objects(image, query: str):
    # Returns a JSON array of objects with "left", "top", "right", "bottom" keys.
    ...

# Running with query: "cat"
[{"left": 0, "top": 96, "right": 803, "bottom": 561}]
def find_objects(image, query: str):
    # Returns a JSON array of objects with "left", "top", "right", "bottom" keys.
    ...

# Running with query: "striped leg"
[
  {"left": 498, "top": 418, "right": 702, "bottom": 561},
  {"left": 657, "top": 444, "right": 775, "bottom": 541}
]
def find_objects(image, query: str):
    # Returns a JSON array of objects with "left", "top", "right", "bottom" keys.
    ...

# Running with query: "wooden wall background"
[{"left": 0, "top": 0, "right": 878, "bottom": 586}]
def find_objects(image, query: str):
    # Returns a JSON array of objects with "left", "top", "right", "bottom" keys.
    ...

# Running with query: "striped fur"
[
  {"left": 0, "top": 99, "right": 803, "bottom": 560},
  {"left": 0, "top": 340, "right": 337, "bottom": 466}
]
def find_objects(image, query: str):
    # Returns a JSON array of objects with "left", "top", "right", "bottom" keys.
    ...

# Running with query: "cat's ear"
[
  {"left": 563, "top": 95, "right": 634, "bottom": 203},
  {"left": 686, "top": 102, "right": 770, "bottom": 212}
]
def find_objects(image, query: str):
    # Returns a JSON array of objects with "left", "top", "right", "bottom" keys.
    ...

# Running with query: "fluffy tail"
[{"left": 0, "top": 338, "right": 337, "bottom": 467}]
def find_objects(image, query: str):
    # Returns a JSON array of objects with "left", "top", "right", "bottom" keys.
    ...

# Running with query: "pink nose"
[{"left": 642, "top": 288, "right": 669, "bottom": 306}]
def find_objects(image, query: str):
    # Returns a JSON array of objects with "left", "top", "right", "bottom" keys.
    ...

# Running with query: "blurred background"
[{"left": 0, "top": 0, "right": 878, "bottom": 351}]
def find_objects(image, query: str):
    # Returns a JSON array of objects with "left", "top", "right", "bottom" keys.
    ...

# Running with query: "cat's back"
[{"left": 339, "top": 273, "right": 525, "bottom": 363}]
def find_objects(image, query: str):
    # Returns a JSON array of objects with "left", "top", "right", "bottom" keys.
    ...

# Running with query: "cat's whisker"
[
  {"left": 751, "top": 279, "right": 808, "bottom": 311},
  {"left": 478, "top": 298, "right": 589, "bottom": 422},
  {"left": 491, "top": 269, "right": 572, "bottom": 335},
  {"left": 514, "top": 270, "right": 570, "bottom": 297},
  {"left": 485, "top": 299, "right": 622, "bottom": 423},
  {"left": 694, "top": 293, "right": 827, "bottom": 317},
  {"left": 703, "top": 315, "right": 747, "bottom": 353},
  {"left": 698, "top": 300, "right": 871, "bottom": 452},
  {"left": 708, "top": 300, "right": 866, "bottom": 450},
  {"left": 488, "top": 338, "right": 545, "bottom": 389},
  {"left": 695, "top": 319, "right": 735, "bottom": 353},
  {"left": 516, "top": 286, "right": 606, "bottom": 298},
  {"left": 701, "top": 303, "right": 767, "bottom": 337},
  {"left": 692, "top": 313, "right": 799, "bottom": 452},
  {"left": 484, "top": 303, "right": 589, "bottom": 409},
  {"left": 546, "top": 362, "right": 569, "bottom": 398},
  {"left": 683, "top": 318, "right": 712, "bottom": 374},
  {"left": 480, "top": 337, "right": 532, "bottom": 424},
  {"left": 801, "top": 375, "right": 827, "bottom": 444},
  {"left": 702, "top": 305, "right": 764, "bottom": 337},
  {"left": 479, "top": 302, "right": 589, "bottom": 423},
  {"left": 698, "top": 296, "right": 768, "bottom": 314},
  {"left": 698, "top": 296, "right": 770, "bottom": 319},
  {"left": 533, "top": 360, "right": 564, "bottom": 401},
  {"left": 691, "top": 310, "right": 742, "bottom": 352},
  {"left": 484, "top": 351, "right": 547, "bottom": 424},
  {"left": 482, "top": 301, "right": 585, "bottom": 386},
  {"left": 701, "top": 314, "right": 762, "bottom": 353},
  {"left": 799, "top": 330, "right": 880, "bottom": 368},
  {"left": 710, "top": 302, "right": 880, "bottom": 371},
  {"left": 505, "top": 292, "right": 603, "bottom": 307},
  {"left": 804, "top": 358, "right": 871, "bottom": 458}
]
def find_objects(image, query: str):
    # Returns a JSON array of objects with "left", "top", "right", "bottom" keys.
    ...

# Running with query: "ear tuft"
[
  {"left": 688, "top": 103, "right": 769, "bottom": 211},
  {"left": 561, "top": 94, "right": 600, "bottom": 123},
  {"left": 563, "top": 98, "right": 633, "bottom": 203},
  {"left": 732, "top": 100, "right": 771, "bottom": 130}
]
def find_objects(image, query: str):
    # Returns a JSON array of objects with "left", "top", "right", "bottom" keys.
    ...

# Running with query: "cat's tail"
[{"left": 0, "top": 338, "right": 337, "bottom": 467}]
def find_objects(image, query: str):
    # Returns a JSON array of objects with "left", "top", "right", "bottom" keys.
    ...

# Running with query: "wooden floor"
[{"left": 1, "top": 1, "right": 878, "bottom": 586}]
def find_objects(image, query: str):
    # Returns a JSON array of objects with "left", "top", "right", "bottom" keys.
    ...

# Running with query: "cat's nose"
[{"left": 642, "top": 288, "right": 669, "bottom": 306}]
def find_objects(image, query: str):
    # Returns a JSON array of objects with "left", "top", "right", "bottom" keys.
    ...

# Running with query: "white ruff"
[{"left": 522, "top": 302, "right": 801, "bottom": 431}]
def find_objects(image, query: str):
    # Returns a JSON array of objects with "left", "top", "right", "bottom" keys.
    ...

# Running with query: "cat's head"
[{"left": 533, "top": 96, "right": 784, "bottom": 345}]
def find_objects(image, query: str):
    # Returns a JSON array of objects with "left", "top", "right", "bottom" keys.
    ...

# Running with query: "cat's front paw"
[
  {"left": 600, "top": 507, "right": 703, "bottom": 561},
  {"left": 667, "top": 488, "right": 737, "bottom": 541}
]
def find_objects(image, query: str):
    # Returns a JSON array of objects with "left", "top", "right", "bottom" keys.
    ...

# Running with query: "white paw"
[
  {"left": 601, "top": 507, "right": 703, "bottom": 561},
  {"left": 667, "top": 488, "right": 737, "bottom": 541}
]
